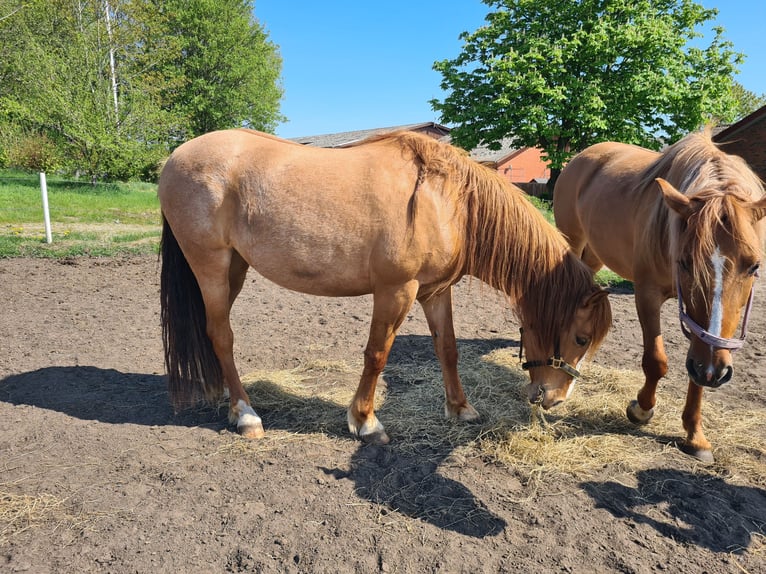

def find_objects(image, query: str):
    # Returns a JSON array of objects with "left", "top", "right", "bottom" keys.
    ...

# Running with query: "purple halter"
[{"left": 676, "top": 274, "right": 757, "bottom": 352}]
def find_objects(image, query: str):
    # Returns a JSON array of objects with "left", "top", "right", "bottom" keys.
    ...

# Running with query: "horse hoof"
[
  {"left": 626, "top": 400, "right": 654, "bottom": 425},
  {"left": 238, "top": 421, "right": 265, "bottom": 440},
  {"left": 231, "top": 399, "right": 264, "bottom": 439},
  {"left": 360, "top": 429, "right": 391, "bottom": 446},
  {"left": 679, "top": 442, "right": 714, "bottom": 463},
  {"left": 348, "top": 411, "right": 390, "bottom": 445},
  {"left": 446, "top": 403, "right": 481, "bottom": 423}
]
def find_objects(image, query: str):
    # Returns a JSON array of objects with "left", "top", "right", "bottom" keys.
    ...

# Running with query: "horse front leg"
[
  {"left": 348, "top": 281, "right": 419, "bottom": 445},
  {"left": 418, "top": 288, "right": 479, "bottom": 422},
  {"left": 679, "top": 382, "right": 713, "bottom": 462},
  {"left": 626, "top": 287, "right": 667, "bottom": 425}
]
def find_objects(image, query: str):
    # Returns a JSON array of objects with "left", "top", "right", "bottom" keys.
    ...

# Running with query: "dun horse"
[
  {"left": 554, "top": 129, "right": 765, "bottom": 461},
  {"left": 159, "top": 129, "right": 611, "bottom": 444}
]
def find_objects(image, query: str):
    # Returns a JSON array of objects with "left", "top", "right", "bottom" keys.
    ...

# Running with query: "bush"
[{"left": 7, "top": 132, "right": 61, "bottom": 173}]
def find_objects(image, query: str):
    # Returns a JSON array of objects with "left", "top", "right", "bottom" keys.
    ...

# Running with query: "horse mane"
[
  {"left": 637, "top": 127, "right": 765, "bottom": 289},
  {"left": 359, "top": 131, "right": 611, "bottom": 352}
]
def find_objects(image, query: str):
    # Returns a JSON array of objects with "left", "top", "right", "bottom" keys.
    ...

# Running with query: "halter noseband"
[
  {"left": 518, "top": 329, "right": 581, "bottom": 379},
  {"left": 676, "top": 273, "right": 757, "bottom": 352}
]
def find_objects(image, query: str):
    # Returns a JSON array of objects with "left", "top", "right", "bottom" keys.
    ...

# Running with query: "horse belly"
[{"left": 242, "top": 232, "right": 376, "bottom": 296}]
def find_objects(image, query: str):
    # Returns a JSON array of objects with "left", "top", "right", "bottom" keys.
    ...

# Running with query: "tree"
[
  {"left": 431, "top": 0, "right": 744, "bottom": 189},
  {"left": 157, "top": 0, "right": 284, "bottom": 137},
  {"left": 0, "top": 0, "right": 182, "bottom": 180},
  {"left": 0, "top": 0, "right": 284, "bottom": 180},
  {"left": 730, "top": 81, "right": 766, "bottom": 122}
]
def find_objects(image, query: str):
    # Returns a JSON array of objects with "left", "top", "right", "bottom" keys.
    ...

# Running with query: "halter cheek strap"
[
  {"left": 676, "top": 272, "right": 757, "bottom": 352},
  {"left": 518, "top": 329, "right": 581, "bottom": 379}
]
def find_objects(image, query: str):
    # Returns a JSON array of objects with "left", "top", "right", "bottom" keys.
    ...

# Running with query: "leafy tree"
[
  {"left": 730, "top": 81, "right": 766, "bottom": 122},
  {"left": 0, "top": 0, "right": 284, "bottom": 179},
  {"left": 0, "top": 0, "right": 180, "bottom": 180},
  {"left": 157, "top": 0, "right": 285, "bottom": 137},
  {"left": 432, "top": 0, "right": 744, "bottom": 188}
]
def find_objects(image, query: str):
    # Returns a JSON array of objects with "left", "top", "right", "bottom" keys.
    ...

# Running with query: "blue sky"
[{"left": 254, "top": 1, "right": 766, "bottom": 139}]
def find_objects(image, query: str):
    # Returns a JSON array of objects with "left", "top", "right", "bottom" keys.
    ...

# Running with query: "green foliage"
[
  {"left": 432, "top": 0, "right": 744, "bottom": 172},
  {"left": 730, "top": 81, "right": 766, "bottom": 122},
  {"left": 0, "top": 0, "right": 284, "bottom": 180},
  {"left": 158, "top": 0, "right": 285, "bottom": 136},
  {"left": 594, "top": 269, "right": 634, "bottom": 291}
]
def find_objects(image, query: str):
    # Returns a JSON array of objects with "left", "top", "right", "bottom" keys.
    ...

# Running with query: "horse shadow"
[
  {"left": 581, "top": 469, "right": 766, "bottom": 553},
  {"left": 0, "top": 334, "right": 518, "bottom": 538}
]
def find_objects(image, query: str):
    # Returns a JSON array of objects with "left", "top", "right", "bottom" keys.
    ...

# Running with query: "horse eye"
[
  {"left": 678, "top": 259, "right": 691, "bottom": 274},
  {"left": 575, "top": 336, "right": 590, "bottom": 347},
  {"left": 748, "top": 262, "right": 760, "bottom": 277}
]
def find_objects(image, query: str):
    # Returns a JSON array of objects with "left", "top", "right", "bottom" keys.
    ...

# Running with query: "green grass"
[
  {"left": 0, "top": 170, "right": 159, "bottom": 225},
  {"left": 595, "top": 268, "right": 633, "bottom": 291},
  {"left": 0, "top": 170, "right": 161, "bottom": 257}
]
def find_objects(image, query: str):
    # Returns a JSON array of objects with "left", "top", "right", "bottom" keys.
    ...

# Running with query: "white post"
[{"left": 39, "top": 172, "right": 52, "bottom": 244}]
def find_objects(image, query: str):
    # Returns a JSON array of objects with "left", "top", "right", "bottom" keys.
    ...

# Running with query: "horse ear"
[
  {"left": 656, "top": 178, "right": 692, "bottom": 219},
  {"left": 582, "top": 288, "right": 609, "bottom": 309},
  {"left": 751, "top": 195, "right": 766, "bottom": 223}
]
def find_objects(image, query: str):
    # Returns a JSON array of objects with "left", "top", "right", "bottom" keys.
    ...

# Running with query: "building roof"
[
  {"left": 463, "top": 137, "right": 522, "bottom": 165},
  {"left": 713, "top": 105, "right": 766, "bottom": 142},
  {"left": 290, "top": 123, "right": 528, "bottom": 167},
  {"left": 290, "top": 122, "right": 450, "bottom": 148}
]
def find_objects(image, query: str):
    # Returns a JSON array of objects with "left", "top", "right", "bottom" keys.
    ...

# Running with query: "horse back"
[
  {"left": 554, "top": 142, "right": 661, "bottom": 281},
  {"left": 158, "top": 130, "right": 464, "bottom": 296}
]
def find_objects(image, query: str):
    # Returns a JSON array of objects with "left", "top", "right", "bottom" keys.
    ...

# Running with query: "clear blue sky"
[{"left": 254, "top": 1, "right": 766, "bottom": 139}]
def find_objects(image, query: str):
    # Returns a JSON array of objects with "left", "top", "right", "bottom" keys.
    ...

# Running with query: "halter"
[
  {"left": 518, "top": 328, "right": 581, "bottom": 379},
  {"left": 676, "top": 273, "right": 757, "bottom": 352}
]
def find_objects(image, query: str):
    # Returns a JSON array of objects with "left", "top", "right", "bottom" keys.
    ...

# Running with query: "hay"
[
  {"left": 237, "top": 344, "right": 766, "bottom": 487},
  {"left": 0, "top": 491, "right": 72, "bottom": 544}
]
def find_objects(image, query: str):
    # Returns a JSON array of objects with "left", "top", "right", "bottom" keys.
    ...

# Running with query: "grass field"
[
  {"left": 0, "top": 170, "right": 161, "bottom": 258},
  {"left": 0, "top": 169, "right": 632, "bottom": 289}
]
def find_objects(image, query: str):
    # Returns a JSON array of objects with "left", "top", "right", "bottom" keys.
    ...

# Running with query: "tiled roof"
[
  {"left": 465, "top": 137, "right": 521, "bottom": 164},
  {"left": 290, "top": 122, "right": 450, "bottom": 148}
]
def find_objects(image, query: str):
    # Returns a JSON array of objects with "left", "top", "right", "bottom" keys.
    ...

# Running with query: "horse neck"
[{"left": 462, "top": 184, "right": 572, "bottom": 301}]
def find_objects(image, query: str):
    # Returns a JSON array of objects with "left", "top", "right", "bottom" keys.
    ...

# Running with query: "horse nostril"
[
  {"left": 717, "top": 365, "right": 733, "bottom": 385},
  {"left": 528, "top": 385, "right": 545, "bottom": 405}
]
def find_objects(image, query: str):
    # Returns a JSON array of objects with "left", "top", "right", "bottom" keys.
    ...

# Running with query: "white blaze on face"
[{"left": 709, "top": 246, "right": 726, "bottom": 337}]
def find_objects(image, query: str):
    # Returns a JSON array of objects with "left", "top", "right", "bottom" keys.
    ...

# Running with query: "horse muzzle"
[
  {"left": 685, "top": 358, "right": 733, "bottom": 388},
  {"left": 526, "top": 382, "right": 567, "bottom": 410}
]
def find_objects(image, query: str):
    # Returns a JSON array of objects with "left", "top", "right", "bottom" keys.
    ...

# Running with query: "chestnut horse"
[
  {"left": 159, "top": 129, "right": 611, "bottom": 444},
  {"left": 554, "top": 129, "right": 766, "bottom": 461}
]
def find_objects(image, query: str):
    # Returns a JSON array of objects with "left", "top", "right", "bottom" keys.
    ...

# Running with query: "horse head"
[
  {"left": 658, "top": 177, "right": 766, "bottom": 388},
  {"left": 520, "top": 287, "right": 611, "bottom": 409}
]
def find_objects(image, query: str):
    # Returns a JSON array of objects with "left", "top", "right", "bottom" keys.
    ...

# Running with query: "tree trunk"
[{"left": 547, "top": 167, "right": 561, "bottom": 197}]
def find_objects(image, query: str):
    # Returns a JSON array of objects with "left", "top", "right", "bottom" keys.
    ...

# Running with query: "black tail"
[{"left": 160, "top": 216, "right": 223, "bottom": 408}]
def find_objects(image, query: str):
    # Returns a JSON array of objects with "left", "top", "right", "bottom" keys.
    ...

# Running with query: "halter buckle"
[{"left": 550, "top": 357, "right": 565, "bottom": 369}]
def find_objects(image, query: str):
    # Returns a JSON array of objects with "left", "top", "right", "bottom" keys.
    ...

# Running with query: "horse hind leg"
[
  {"left": 418, "top": 288, "right": 479, "bottom": 422},
  {"left": 194, "top": 248, "right": 264, "bottom": 439},
  {"left": 348, "top": 280, "right": 419, "bottom": 445}
]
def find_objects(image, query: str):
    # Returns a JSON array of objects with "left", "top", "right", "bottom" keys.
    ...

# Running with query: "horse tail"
[{"left": 160, "top": 216, "right": 223, "bottom": 408}]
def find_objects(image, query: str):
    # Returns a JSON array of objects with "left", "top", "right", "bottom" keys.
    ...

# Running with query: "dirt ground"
[{"left": 1, "top": 255, "right": 765, "bottom": 574}]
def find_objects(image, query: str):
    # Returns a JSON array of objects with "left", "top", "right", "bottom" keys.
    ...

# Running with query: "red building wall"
[{"left": 496, "top": 148, "right": 550, "bottom": 183}]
